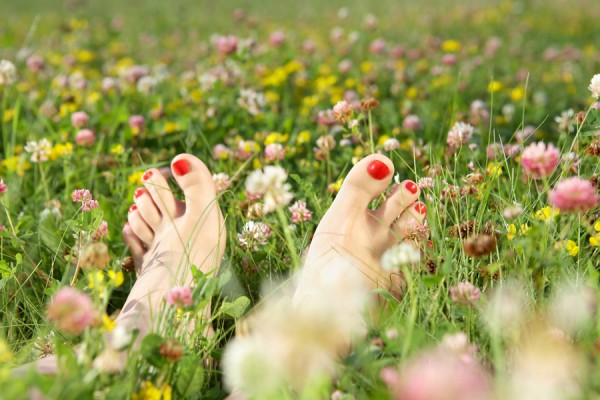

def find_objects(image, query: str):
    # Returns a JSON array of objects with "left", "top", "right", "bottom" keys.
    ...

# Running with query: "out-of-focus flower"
[
  {"left": 213, "top": 144, "right": 231, "bottom": 160},
  {"left": 403, "top": 115, "right": 422, "bottom": 131},
  {"left": 520, "top": 142, "right": 560, "bottom": 179},
  {"left": 589, "top": 73, "right": 600, "bottom": 99},
  {"left": 71, "top": 111, "right": 89, "bottom": 128},
  {"left": 129, "top": 115, "right": 145, "bottom": 134},
  {"left": 75, "top": 129, "right": 96, "bottom": 147},
  {"left": 159, "top": 339, "right": 184, "bottom": 361},
  {"left": 93, "top": 347, "right": 125, "bottom": 373},
  {"left": 136, "top": 76, "right": 157, "bottom": 94},
  {"left": 269, "top": 31, "right": 286, "bottom": 47},
  {"left": 213, "top": 173, "right": 232, "bottom": 193},
  {"left": 238, "top": 89, "right": 266, "bottom": 115},
  {"left": 24, "top": 139, "right": 52, "bottom": 163},
  {"left": 79, "top": 242, "right": 111, "bottom": 269},
  {"left": 450, "top": 281, "right": 481, "bottom": 307},
  {"left": 503, "top": 204, "right": 523, "bottom": 219},
  {"left": 214, "top": 35, "right": 238, "bottom": 56},
  {"left": 166, "top": 286, "right": 194, "bottom": 308},
  {"left": 264, "top": 143, "right": 285, "bottom": 162},
  {"left": 383, "top": 138, "right": 401, "bottom": 151},
  {"left": 533, "top": 206, "right": 560, "bottom": 221},
  {"left": 238, "top": 221, "right": 271, "bottom": 252},
  {"left": 132, "top": 381, "right": 172, "bottom": 400},
  {"left": 236, "top": 140, "right": 259, "bottom": 160},
  {"left": 46, "top": 287, "right": 97, "bottom": 335},
  {"left": 548, "top": 283, "right": 596, "bottom": 335},
  {"left": 549, "top": 177, "right": 599, "bottom": 212},
  {"left": 483, "top": 283, "right": 527, "bottom": 336},
  {"left": 0, "top": 60, "right": 17, "bottom": 85},
  {"left": 26, "top": 55, "right": 45, "bottom": 72},
  {"left": 447, "top": 122, "right": 474, "bottom": 148},
  {"left": 381, "top": 242, "right": 421, "bottom": 271},
  {"left": 333, "top": 100, "right": 353, "bottom": 123},
  {"left": 555, "top": 109, "right": 575, "bottom": 132},
  {"left": 369, "top": 38, "right": 386, "bottom": 54},
  {"left": 289, "top": 201, "right": 312, "bottom": 223},
  {"left": 0, "top": 178, "right": 6, "bottom": 193},
  {"left": 245, "top": 166, "right": 293, "bottom": 213}
]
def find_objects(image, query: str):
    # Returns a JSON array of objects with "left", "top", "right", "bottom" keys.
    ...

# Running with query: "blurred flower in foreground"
[
  {"left": 547, "top": 283, "right": 596, "bottom": 335},
  {"left": 245, "top": 166, "right": 293, "bottom": 213},
  {"left": 589, "top": 73, "right": 600, "bottom": 99},
  {"left": 46, "top": 287, "right": 97, "bottom": 335},
  {"left": 380, "top": 242, "right": 421, "bottom": 271},
  {"left": 549, "top": 177, "right": 599, "bottom": 212},
  {"left": 165, "top": 286, "right": 194, "bottom": 308},
  {"left": 0, "top": 59, "right": 16, "bottom": 85}
]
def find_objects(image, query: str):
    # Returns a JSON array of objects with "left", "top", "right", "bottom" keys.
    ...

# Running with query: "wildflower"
[
  {"left": 402, "top": 115, "right": 422, "bottom": 131},
  {"left": 165, "top": 286, "right": 194, "bottom": 308},
  {"left": 533, "top": 206, "right": 560, "bottom": 221},
  {"left": 159, "top": 339, "right": 184, "bottom": 361},
  {"left": 46, "top": 287, "right": 97, "bottom": 335},
  {"left": 264, "top": 143, "right": 286, "bottom": 162},
  {"left": 555, "top": 109, "right": 575, "bottom": 132},
  {"left": 417, "top": 177, "right": 434, "bottom": 189},
  {"left": 238, "top": 221, "right": 271, "bottom": 252},
  {"left": 289, "top": 201, "right": 313, "bottom": 223},
  {"left": 75, "top": 129, "right": 96, "bottom": 147},
  {"left": 586, "top": 140, "right": 600, "bottom": 157},
  {"left": 72, "top": 189, "right": 99, "bottom": 211},
  {"left": 0, "top": 60, "right": 16, "bottom": 85},
  {"left": 332, "top": 100, "right": 353, "bottom": 123},
  {"left": 369, "top": 38, "right": 386, "bottom": 54},
  {"left": 110, "top": 144, "right": 124, "bottom": 155},
  {"left": 132, "top": 381, "right": 172, "bottom": 400},
  {"left": 381, "top": 242, "right": 421, "bottom": 271},
  {"left": 317, "top": 109, "right": 337, "bottom": 127},
  {"left": 520, "top": 142, "right": 560, "bottom": 179},
  {"left": 0, "top": 178, "right": 6, "bottom": 193},
  {"left": 446, "top": 122, "right": 474, "bottom": 148},
  {"left": 557, "top": 240, "right": 580, "bottom": 257},
  {"left": 0, "top": 339, "right": 13, "bottom": 363},
  {"left": 549, "top": 177, "right": 599, "bottom": 212},
  {"left": 463, "top": 234, "right": 497, "bottom": 257},
  {"left": 71, "top": 111, "right": 89, "bottom": 128},
  {"left": 316, "top": 135, "right": 336, "bottom": 152},
  {"left": 236, "top": 140, "right": 259, "bottom": 161},
  {"left": 383, "top": 138, "right": 401, "bottom": 151},
  {"left": 245, "top": 166, "right": 293, "bottom": 213},
  {"left": 136, "top": 76, "right": 157, "bottom": 94},
  {"left": 24, "top": 139, "right": 52, "bottom": 163},
  {"left": 212, "top": 173, "right": 232, "bottom": 193},
  {"left": 269, "top": 30, "right": 286, "bottom": 47},
  {"left": 214, "top": 35, "right": 238, "bottom": 56},
  {"left": 237, "top": 89, "right": 265, "bottom": 115},
  {"left": 590, "top": 220, "right": 600, "bottom": 247},
  {"left": 79, "top": 242, "right": 111, "bottom": 269},
  {"left": 26, "top": 55, "right": 45, "bottom": 72},
  {"left": 212, "top": 144, "right": 231, "bottom": 160},
  {"left": 129, "top": 115, "right": 145, "bottom": 134},
  {"left": 589, "top": 73, "right": 600, "bottom": 99},
  {"left": 450, "top": 281, "right": 481, "bottom": 307}
]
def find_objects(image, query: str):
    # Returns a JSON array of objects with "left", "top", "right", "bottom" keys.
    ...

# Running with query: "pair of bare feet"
[{"left": 24, "top": 153, "right": 426, "bottom": 374}]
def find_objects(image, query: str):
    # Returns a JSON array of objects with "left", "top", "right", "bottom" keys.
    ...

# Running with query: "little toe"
[
  {"left": 373, "top": 179, "right": 420, "bottom": 227},
  {"left": 389, "top": 201, "right": 428, "bottom": 240},
  {"left": 332, "top": 154, "right": 395, "bottom": 213},
  {"left": 170, "top": 154, "right": 218, "bottom": 217},
  {"left": 134, "top": 187, "right": 162, "bottom": 230},
  {"left": 127, "top": 205, "right": 154, "bottom": 245},
  {"left": 122, "top": 222, "right": 146, "bottom": 265},
  {"left": 142, "top": 168, "right": 178, "bottom": 219}
]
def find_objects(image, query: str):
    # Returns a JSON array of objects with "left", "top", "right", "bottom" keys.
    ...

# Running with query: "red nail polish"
[
  {"left": 142, "top": 170, "right": 153, "bottom": 181},
  {"left": 129, "top": 204, "right": 137, "bottom": 213},
  {"left": 134, "top": 188, "right": 144, "bottom": 199},
  {"left": 172, "top": 159, "right": 191, "bottom": 176},
  {"left": 367, "top": 160, "right": 390, "bottom": 180},
  {"left": 405, "top": 181, "right": 418, "bottom": 194},
  {"left": 415, "top": 203, "right": 427, "bottom": 215}
]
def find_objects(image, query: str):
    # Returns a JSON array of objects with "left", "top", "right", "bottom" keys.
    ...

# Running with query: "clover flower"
[
  {"left": 24, "top": 138, "right": 52, "bottom": 163},
  {"left": 450, "top": 281, "right": 481, "bottom": 307},
  {"left": 520, "top": 142, "right": 560, "bottom": 179},
  {"left": 238, "top": 221, "right": 271, "bottom": 252},
  {"left": 72, "top": 189, "right": 99, "bottom": 211},
  {"left": 46, "top": 287, "right": 97, "bottom": 335},
  {"left": 589, "top": 73, "right": 600, "bottom": 99},
  {"left": 549, "top": 177, "right": 599, "bottom": 212},
  {"left": 245, "top": 166, "right": 293, "bottom": 213},
  {"left": 165, "top": 286, "right": 194, "bottom": 308}
]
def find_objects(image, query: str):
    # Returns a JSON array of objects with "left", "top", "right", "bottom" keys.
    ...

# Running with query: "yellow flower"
[
  {"left": 566, "top": 240, "right": 579, "bottom": 256},
  {"left": 87, "top": 270, "right": 106, "bottom": 290},
  {"left": 49, "top": 143, "right": 73, "bottom": 160},
  {"left": 102, "top": 314, "right": 116, "bottom": 333},
  {"left": 86, "top": 91, "right": 101, "bottom": 105},
  {"left": 110, "top": 144, "right": 124, "bottom": 156},
  {"left": 441, "top": 39, "right": 462, "bottom": 53},
  {"left": 359, "top": 61, "right": 373, "bottom": 73},
  {"left": 59, "top": 103, "right": 78, "bottom": 119},
  {"left": 377, "top": 135, "right": 390, "bottom": 145},
  {"left": 108, "top": 270, "right": 124, "bottom": 287},
  {"left": 297, "top": 130, "right": 311, "bottom": 145},
  {"left": 406, "top": 87, "right": 418, "bottom": 99},
  {"left": 510, "top": 87, "right": 524, "bottom": 102},
  {"left": 264, "top": 132, "right": 289, "bottom": 145},
  {"left": 0, "top": 156, "right": 31, "bottom": 176},
  {"left": 487, "top": 80, "right": 504, "bottom": 93},
  {"left": 595, "top": 220, "right": 600, "bottom": 232},
  {"left": 132, "top": 382, "right": 172, "bottom": 400},
  {"left": 590, "top": 234, "right": 600, "bottom": 247},
  {"left": 128, "top": 171, "right": 144, "bottom": 185},
  {"left": 163, "top": 121, "right": 180, "bottom": 134},
  {"left": 519, "top": 224, "right": 531, "bottom": 236},
  {"left": 3, "top": 109, "right": 14, "bottom": 122},
  {"left": 486, "top": 162, "right": 503, "bottom": 178},
  {"left": 533, "top": 206, "right": 560, "bottom": 221},
  {"left": 507, "top": 224, "right": 517, "bottom": 240},
  {"left": 283, "top": 60, "right": 303, "bottom": 74},
  {"left": 0, "top": 339, "right": 13, "bottom": 363},
  {"left": 76, "top": 50, "right": 94, "bottom": 63}
]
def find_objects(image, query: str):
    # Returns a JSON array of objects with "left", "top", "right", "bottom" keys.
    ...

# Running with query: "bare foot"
[
  {"left": 299, "top": 154, "right": 426, "bottom": 299},
  {"left": 118, "top": 154, "right": 226, "bottom": 337}
]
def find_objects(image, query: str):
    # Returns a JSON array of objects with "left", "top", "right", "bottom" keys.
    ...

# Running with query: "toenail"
[
  {"left": 129, "top": 204, "right": 137, "bottom": 213},
  {"left": 172, "top": 159, "right": 191, "bottom": 176},
  {"left": 142, "top": 170, "right": 153, "bottom": 181},
  {"left": 367, "top": 160, "right": 390, "bottom": 180},
  {"left": 134, "top": 188, "right": 145, "bottom": 199},
  {"left": 405, "top": 181, "right": 418, "bottom": 194},
  {"left": 415, "top": 202, "right": 427, "bottom": 214}
]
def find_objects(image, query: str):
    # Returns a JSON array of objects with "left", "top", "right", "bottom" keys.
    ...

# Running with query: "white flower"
[
  {"left": 380, "top": 242, "right": 421, "bottom": 271},
  {"left": 136, "top": 76, "right": 157, "bottom": 94},
  {"left": 554, "top": 109, "right": 574, "bottom": 132},
  {"left": 589, "top": 73, "right": 600, "bottom": 99},
  {"left": 24, "top": 139, "right": 52, "bottom": 163},
  {"left": 238, "top": 221, "right": 271, "bottom": 252},
  {"left": 0, "top": 60, "right": 17, "bottom": 85},
  {"left": 212, "top": 173, "right": 231, "bottom": 193},
  {"left": 447, "top": 121, "right": 474, "bottom": 148},
  {"left": 237, "top": 89, "right": 266, "bottom": 115},
  {"left": 245, "top": 166, "right": 293, "bottom": 213}
]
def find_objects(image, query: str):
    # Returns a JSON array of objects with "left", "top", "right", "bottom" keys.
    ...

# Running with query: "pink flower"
[
  {"left": 521, "top": 142, "right": 560, "bottom": 179},
  {"left": 447, "top": 122, "right": 474, "bottom": 148},
  {"left": 47, "top": 287, "right": 97, "bottom": 335},
  {"left": 382, "top": 350, "right": 491, "bottom": 400},
  {"left": 265, "top": 143, "right": 286, "bottom": 162},
  {"left": 317, "top": 110, "right": 337, "bottom": 127},
  {"left": 333, "top": 100, "right": 353, "bottom": 123},
  {"left": 166, "top": 286, "right": 194, "bottom": 308},
  {"left": 403, "top": 115, "right": 423, "bottom": 131},
  {"left": 72, "top": 189, "right": 99, "bottom": 212},
  {"left": 212, "top": 173, "right": 232, "bottom": 193},
  {"left": 441, "top": 54, "right": 457, "bottom": 66},
  {"left": 92, "top": 221, "right": 109, "bottom": 240},
  {"left": 289, "top": 201, "right": 313, "bottom": 224},
  {"left": 302, "top": 39, "right": 316, "bottom": 54},
  {"left": 450, "top": 281, "right": 481, "bottom": 307},
  {"left": 369, "top": 38, "right": 386, "bottom": 55},
  {"left": 338, "top": 59, "right": 353, "bottom": 74},
  {"left": 0, "top": 178, "right": 6, "bottom": 193},
  {"left": 26, "top": 55, "right": 45, "bottom": 72},
  {"left": 383, "top": 138, "right": 401, "bottom": 151},
  {"left": 71, "top": 111, "right": 89, "bottom": 129},
  {"left": 128, "top": 115, "right": 145, "bottom": 133},
  {"left": 75, "top": 129, "right": 96, "bottom": 147},
  {"left": 214, "top": 35, "right": 238, "bottom": 56},
  {"left": 212, "top": 144, "right": 231, "bottom": 160},
  {"left": 549, "top": 177, "right": 599, "bottom": 212},
  {"left": 269, "top": 31, "right": 286, "bottom": 47}
]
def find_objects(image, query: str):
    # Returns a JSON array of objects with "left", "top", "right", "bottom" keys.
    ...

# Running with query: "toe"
[
  {"left": 170, "top": 154, "right": 217, "bottom": 217},
  {"left": 122, "top": 222, "right": 145, "bottom": 267},
  {"left": 332, "top": 154, "right": 395, "bottom": 213},
  {"left": 127, "top": 205, "right": 154, "bottom": 245},
  {"left": 133, "top": 187, "right": 162, "bottom": 231},
  {"left": 142, "top": 168, "right": 178, "bottom": 219},
  {"left": 373, "top": 179, "right": 420, "bottom": 226},
  {"left": 388, "top": 201, "right": 428, "bottom": 241}
]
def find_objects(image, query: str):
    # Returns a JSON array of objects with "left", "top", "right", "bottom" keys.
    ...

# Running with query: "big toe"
[{"left": 171, "top": 154, "right": 219, "bottom": 218}]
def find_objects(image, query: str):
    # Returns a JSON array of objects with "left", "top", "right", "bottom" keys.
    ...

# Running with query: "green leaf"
[
  {"left": 422, "top": 274, "right": 443, "bottom": 287},
  {"left": 175, "top": 355, "right": 205, "bottom": 397},
  {"left": 219, "top": 296, "right": 251, "bottom": 318},
  {"left": 139, "top": 333, "right": 166, "bottom": 367}
]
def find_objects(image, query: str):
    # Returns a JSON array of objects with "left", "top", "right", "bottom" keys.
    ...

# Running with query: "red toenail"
[
  {"left": 134, "top": 188, "right": 144, "bottom": 199},
  {"left": 405, "top": 181, "right": 418, "bottom": 194},
  {"left": 415, "top": 202, "right": 427, "bottom": 214},
  {"left": 129, "top": 204, "right": 137, "bottom": 213},
  {"left": 142, "top": 170, "right": 153, "bottom": 181},
  {"left": 367, "top": 160, "right": 390, "bottom": 180},
  {"left": 172, "top": 159, "right": 191, "bottom": 176}
]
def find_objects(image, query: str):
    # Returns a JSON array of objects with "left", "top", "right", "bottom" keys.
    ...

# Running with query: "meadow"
[{"left": 1, "top": 0, "right": 600, "bottom": 398}]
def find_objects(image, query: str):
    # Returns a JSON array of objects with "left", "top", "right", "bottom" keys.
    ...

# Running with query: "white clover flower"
[
  {"left": 24, "top": 138, "right": 52, "bottom": 163},
  {"left": 380, "top": 242, "right": 421, "bottom": 271},
  {"left": 245, "top": 166, "right": 293, "bottom": 213},
  {"left": 588, "top": 73, "right": 600, "bottom": 99},
  {"left": 238, "top": 221, "right": 271, "bottom": 252},
  {"left": 237, "top": 89, "right": 266, "bottom": 116},
  {"left": 0, "top": 60, "right": 17, "bottom": 85},
  {"left": 447, "top": 121, "right": 474, "bottom": 148}
]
